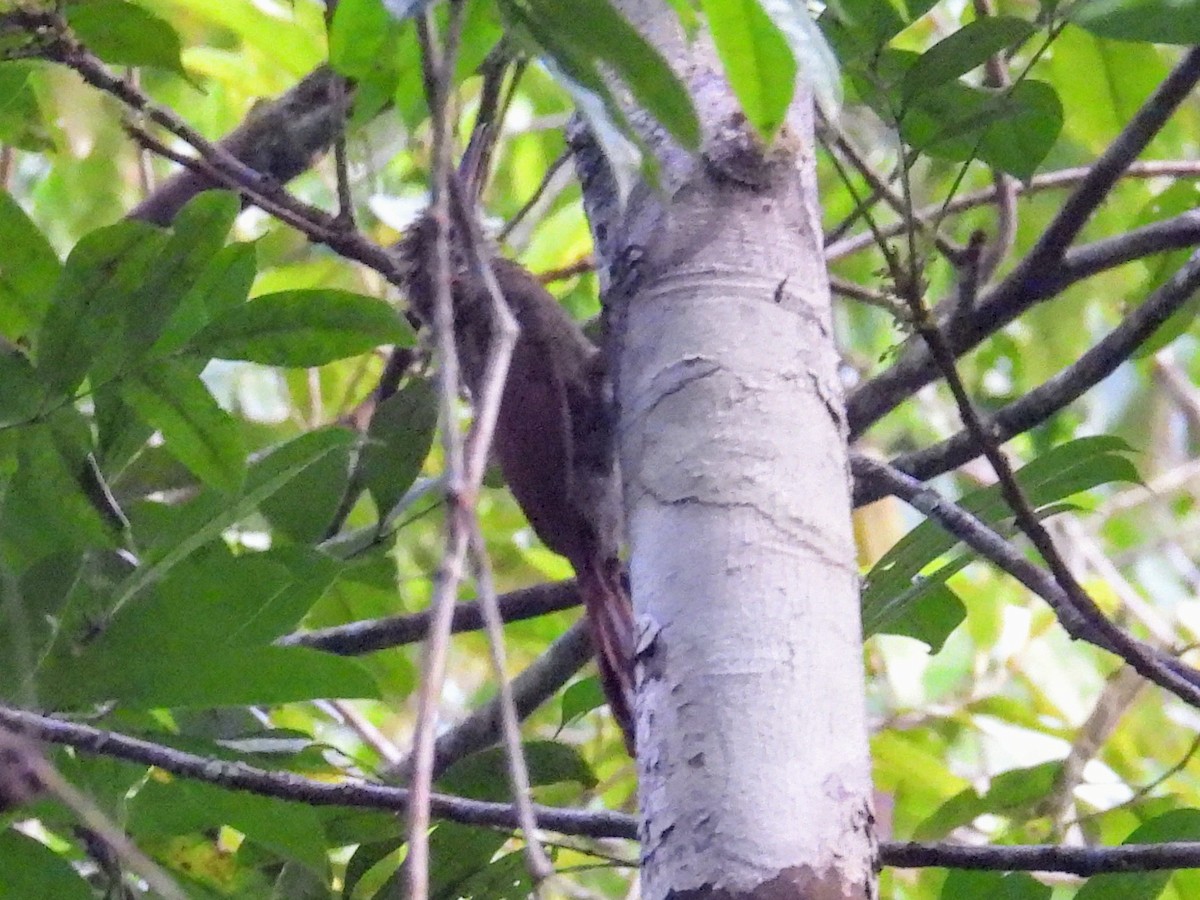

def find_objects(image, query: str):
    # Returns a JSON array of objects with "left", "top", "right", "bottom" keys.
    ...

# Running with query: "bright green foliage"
[{"left": 2, "top": 0, "right": 1200, "bottom": 897}]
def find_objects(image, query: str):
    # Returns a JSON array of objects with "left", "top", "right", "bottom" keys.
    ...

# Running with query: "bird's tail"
[{"left": 576, "top": 556, "right": 636, "bottom": 754}]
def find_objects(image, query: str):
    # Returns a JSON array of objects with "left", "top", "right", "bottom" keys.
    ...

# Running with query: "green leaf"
[
  {"left": 66, "top": 0, "right": 188, "bottom": 76},
  {"left": 863, "top": 437, "right": 1139, "bottom": 646},
  {"left": 259, "top": 438, "right": 352, "bottom": 543},
  {"left": 1071, "top": 0, "right": 1200, "bottom": 44},
  {"left": 37, "top": 543, "right": 368, "bottom": 708},
  {"left": 819, "top": 0, "right": 909, "bottom": 62},
  {"left": 702, "top": 0, "right": 797, "bottom": 141},
  {"left": 154, "top": 241, "right": 259, "bottom": 356},
  {"left": 0, "top": 189, "right": 60, "bottom": 339},
  {"left": 915, "top": 761, "right": 1059, "bottom": 839},
  {"left": 901, "top": 17, "right": 1036, "bottom": 103},
  {"left": 1076, "top": 809, "right": 1200, "bottom": 900},
  {"left": 113, "top": 428, "right": 356, "bottom": 610},
  {"left": 0, "top": 63, "right": 54, "bottom": 152},
  {"left": 0, "top": 421, "right": 115, "bottom": 562},
  {"left": 906, "top": 77, "right": 1063, "bottom": 180},
  {"left": 187, "top": 289, "right": 412, "bottom": 366},
  {"left": 446, "top": 850, "right": 532, "bottom": 899},
  {"left": 35, "top": 220, "right": 169, "bottom": 399},
  {"left": 360, "top": 377, "right": 439, "bottom": 516},
  {"left": 438, "top": 741, "right": 598, "bottom": 802},
  {"left": 559, "top": 676, "right": 606, "bottom": 730},
  {"left": 941, "top": 871, "right": 1051, "bottom": 900},
  {"left": 130, "top": 779, "right": 329, "bottom": 875},
  {"left": 1129, "top": 181, "right": 1200, "bottom": 359},
  {"left": 41, "top": 636, "right": 376, "bottom": 709},
  {"left": 0, "top": 829, "right": 93, "bottom": 900},
  {"left": 875, "top": 579, "right": 967, "bottom": 652},
  {"left": 506, "top": 0, "right": 701, "bottom": 150},
  {"left": 0, "top": 347, "right": 42, "bottom": 428},
  {"left": 758, "top": 0, "right": 842, "bottom": 120},
  {"left": 121, "top": 359, "right": 245, "bottom": 493},
  {"left": 330, "top": 0, "right": 402, "bottom": 79},
  {"left": 426, "top": 825, "right": 511, "bottom": 900},
  {"left": 117, "top": 191, "right": 242, "bottom": 367}
]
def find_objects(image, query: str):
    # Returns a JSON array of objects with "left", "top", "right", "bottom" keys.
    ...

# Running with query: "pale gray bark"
[{"left": 576, "top": 4, "right": 877, "bottom": 897}]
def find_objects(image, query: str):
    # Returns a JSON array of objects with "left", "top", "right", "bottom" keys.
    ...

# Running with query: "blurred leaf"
[
  {"left": 114, "top": 428, "right": 356, "bottom": 610},
  {"left": 1076, "top": 809, "right": 1200, "bottom": 900},
  {"left": 560, "top": 676, "right": 606, "bottom": 730},
  {"left": 188, "top": 289, "right": 412, "bottom": 366},
  {"left": 439, "top": 741, "right": 597, "bottom": 801},
  {"left": 864, "top": 437, "right": 1139, "bottom": 645},
  {"left": 941, "top": 871, "right": 1051, "bottom": 899},
  {"left": 501, "top": 0, "right": 700, "bottom": 150},
  {"left": 1071, "top": 0, "right": 1200, "bottom": 43},
  {"left": 0, "top": 347, "right": 41, "bottom": 428},
  {"left": 758, "top": 0, "right": 842, "bottom": 121},
  {"left": 360, "top": 377, "right": 439, "bottom": 516},
  {"left": 0, "top": 63, "right": 54, "bottom": 152},
  {"left": 130, "top": 779, "right": 329, "bottom": 875},
  {"left": 121, "top": 359, "right": 245, "bottom": 492},
  {"left": 155, "top": 242, "right": 259, "bottom": 355},
  {"left": 0, "top": 829, "right": 93, "bottom": 900},
  {"left": 330, "top": 0, "right": 402, "bottom": 79},
  {"left": 0, "top": 189, "right": 60, "bottom": 339},
  {"left": 702, "top": 0, "right": 797, "bottom": 141},
  {"left": 66, "top": 0, "right": 188, "bottom": 76},
  {"left": 35, "top": 220, "right": 168, "bottom": 399},
  {"left": 915, "top": 761, "right": 1059, "bottom": 839},
  {"left": 901, "top": 17, "right": 1036, "bottom": 104},
  {"left": 1130, "top": 180, "right": 1200, "bottom": 359}
]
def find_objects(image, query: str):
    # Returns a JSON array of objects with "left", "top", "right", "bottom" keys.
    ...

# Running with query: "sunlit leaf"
[{"left": 188, "top": 289, "right": 412, "bottom": 366}]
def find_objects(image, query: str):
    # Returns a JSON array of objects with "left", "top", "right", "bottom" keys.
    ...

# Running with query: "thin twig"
[
  {"left": 10, "top": 705, "right": 1200, "bottom": 875},
  {"left": 282, "top": 579, "right": 581, "bottom": 654},
  {"left": 0, "top": 728, "right": 188, "bottom": 900},
  {"left": 384, "top": 620, "right": 593, "bottom": 782},
  {"left": 498, "top": 149, "right": 572, "bottom": 244},
  {"left": 443, "top": 170, "right": 554, "bottom": 886},
  {"left": 405, "top": 5, "right": 472, "bottom": 897},
  {"left": 468, "top": 520, "right": 554, "bottom": 883},
  {"left": 853, "top": 456, "right": 1200, "bottom": 706},
  {"left": 826, "top": 160, "right": 1200, "bottom": 261},
  {"left": 0, "top": 703, "right": 636, "bottom": 839},
  {"left": 847, "top": 50, "right": 1200, "bottom": 437},
  {"left": 857, "top": 245, "right": 1200, "bottom": 505}
]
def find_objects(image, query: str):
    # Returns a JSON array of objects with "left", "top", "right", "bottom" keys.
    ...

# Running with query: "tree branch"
[
  {"left": 7, "top": 704, "right": 1200, "bottom": 877},
  {"left": 856, "top": 245, "right": 1200, "bottom": 505},
  {"left": 851, "top": 456, "right": 1200, "bottom": 701},
  {"left": 0, "top": 704, "right": 633, "bottom": 840},
  {"left": 128, "top": 67, "right": 345, "bottom": 226},
  {"left": 848, "top": 48, "right": 1200, "bottom": 437},
  {"left": 384, "top": 619, "right": 594, "bottom": 782},
  {"left": 825, "top": 161, "right": 1200, "bottom": 260},
  {"left": 280, "top": 580, "right": 581, "bottom": 655}
]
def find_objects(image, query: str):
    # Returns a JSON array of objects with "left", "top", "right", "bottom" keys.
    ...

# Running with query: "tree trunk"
[{"left": 575, "top": 5, "right": 877, "bottom": 897}]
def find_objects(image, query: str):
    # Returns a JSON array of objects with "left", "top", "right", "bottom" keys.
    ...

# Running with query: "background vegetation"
[{"left": 3, "top": 0, "right": 1200, "bottom": 897}]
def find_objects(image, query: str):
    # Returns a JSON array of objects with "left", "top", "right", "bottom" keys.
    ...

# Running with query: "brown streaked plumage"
[{"left": 401, "top": 215, "right": 636, "bottom": 752}]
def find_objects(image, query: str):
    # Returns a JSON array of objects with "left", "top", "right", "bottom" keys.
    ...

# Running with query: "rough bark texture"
[{"left": 576, "top": 4, "right": 877, "bottom": 897}]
